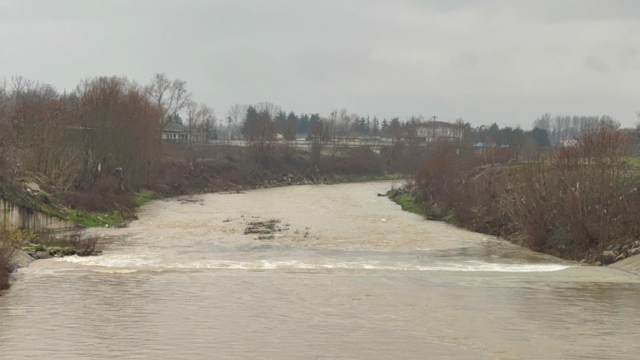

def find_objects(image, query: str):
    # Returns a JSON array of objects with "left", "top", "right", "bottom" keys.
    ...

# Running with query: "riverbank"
[
  {"left": 4, "top": 180, "right": 640, "bottom": 359},
  {"left": 387, "top": 184, "right": 640, "bottom": 267},
  {"left": 394, "top": 124, "right": 640, "bottom": 268},
  {"left": 0, "top": 144, "right": 409, "bottom": 291},
  {"left": 0, "top": 172, "right": 406, "bottom": 291},
  {"left": 1, "top": 144, "right": 410, "bottom": 230},
  {"left": 0, "top": 227, "right": 102, "bottom": 291}
]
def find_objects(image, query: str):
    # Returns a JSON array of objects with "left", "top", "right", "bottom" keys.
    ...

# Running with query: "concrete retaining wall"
[{"left": 0, "top": 199, "right": 78, "bottom": 231}]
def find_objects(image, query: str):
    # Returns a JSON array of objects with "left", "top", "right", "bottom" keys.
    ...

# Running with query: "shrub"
[
  {"left": 31, "top": 231, "right": 100, "bottom": 256},
  {"left": 413, "top": 121, "right": 638, "bottom": 259},
  {"left": 501, "top": 121, "right": 633, "bottom": 255},
  {"left": 0, "top": 244, "right": 14, "bottom": 291},
  {"left": 0, "top": 228, "right": 17, "bottom": 291}
]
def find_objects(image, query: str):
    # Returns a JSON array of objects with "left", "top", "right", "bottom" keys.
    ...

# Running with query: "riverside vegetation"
[
  {"left": 389, "top": 121, "right": 640, "bottom": 265},
  {"left": 0, "top": 75, "right": 425, "bottom": 290},
  {"left": 2, "top": 74, "right": 639, "bottom": 290}
]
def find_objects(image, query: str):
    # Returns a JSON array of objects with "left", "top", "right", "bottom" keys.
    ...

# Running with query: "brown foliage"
[
  {"left": 0, "top": 76, "right": 161, "bottom": 218},
  {"left": 337, "top": 147, "right": 384, "bottom": 175},
  {"left": 501, "top": 122, "right": 634, "bottom": 254},
  {"left": 0, "top": 228, "right": 17, "bottom": 291},
  {"left": 414, "top": 121, "right": 638, "bottom": 259},
  {"left": 75, "top": 76, "right": 161, "bottom": 190},
  {"left": 0, "top": 245, "right": 13, "bottom": 291},
  {"left": 58, "top": 176, "right": 137, "bottom": 215},
  {"left": 414, "top": 141, "right": 507, "bottom": 234}
]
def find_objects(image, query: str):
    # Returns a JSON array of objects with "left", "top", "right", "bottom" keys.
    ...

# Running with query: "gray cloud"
[
  {"left": 1, "top": 0, "right": 639, "bottom": 127},
  {"left": 585, "top": 56, "right": 610, "bottom": 73}
]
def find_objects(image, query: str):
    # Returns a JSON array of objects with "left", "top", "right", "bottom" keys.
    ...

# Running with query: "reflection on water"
[{"left": 1, "top": 182, "right": 639, "bottom": 359}]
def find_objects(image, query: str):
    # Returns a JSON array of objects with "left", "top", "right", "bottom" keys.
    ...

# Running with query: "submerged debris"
[{"left": 244, "top": 219, "right": 281, "bottom": 235}]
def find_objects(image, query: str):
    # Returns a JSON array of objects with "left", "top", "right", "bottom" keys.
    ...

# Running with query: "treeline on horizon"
[
  {"left": 1, "top": 73, "right": 640, "bottom": 280},
  {"left": 0, "top": 74, "right": 425, "bottom": 216},
  {"left": 177, "top": 101, "right": 627, "bottom": 152},
  {"left": 1, "top": 73, "right": 636, "bottom": 195}
]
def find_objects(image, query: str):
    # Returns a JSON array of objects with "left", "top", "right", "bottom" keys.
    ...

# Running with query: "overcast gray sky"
[{"left": 1, "top": 0, "right": 639, "bottom": 127}]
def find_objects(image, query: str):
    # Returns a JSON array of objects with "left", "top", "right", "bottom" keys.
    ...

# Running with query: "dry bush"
[
  {"left": 380, "top": 142, "right": 433, "bottom": 174},
  {"left": 413, "top": 141, "right": 512, "bottom": 234},
  {"left": 335, "top": 147, "right": 384, "bottom": 176},
  {"left": 415, "top": 141, "right": 479, "bottom": 204},
  {"left": 412, "top": 121, "right": 639, "bottom": 259},
  {"left": 0, "top": 228, "right": 17, "bottom": 291},
  {"left": 0, "top": 245, "right": 13, "bottom": 290},
  {"left": 501, "top": 121, "right": 634, "bottom": 255},
  {"left": 32, "top": 231, "right": 99, "bottom": 256},
  {"left": 59, "top": 175, "right": 137, "bottom": 215}
]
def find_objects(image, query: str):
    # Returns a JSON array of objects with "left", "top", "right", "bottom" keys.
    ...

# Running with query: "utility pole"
[{"left": 430, "top": 116, "right": 437, "bottom": 142}]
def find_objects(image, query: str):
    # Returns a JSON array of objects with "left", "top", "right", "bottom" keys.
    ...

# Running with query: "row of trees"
[
  {"left": 217, "top": 105, "right": 407, "bottom": 142},
  {"left": 222, "top": 105, "right": 619, "bottom": 155},
  {"left": 0, "top": 73, "right": 226, "bottom": 191},
  {"left": 0, "top": 76, "right": 162, "bottom": 193},
  {"left": 532, "top": 113, "right": 617, "bottom": 144},
  {"left": 1, "top": 72, "right": 631, "bottom": 192}
]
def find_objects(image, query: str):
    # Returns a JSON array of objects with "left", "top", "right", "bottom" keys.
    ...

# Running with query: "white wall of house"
[{"left": 416, "top": 125, "right": 463, "bottom": 142}]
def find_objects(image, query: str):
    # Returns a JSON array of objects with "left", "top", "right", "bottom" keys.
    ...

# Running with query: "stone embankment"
[
  {"left": 610, "top": 253, "right": 640, "bottom": 275},
  {"left": 598, "top": 241, "right": 640, "bottom": 266}
]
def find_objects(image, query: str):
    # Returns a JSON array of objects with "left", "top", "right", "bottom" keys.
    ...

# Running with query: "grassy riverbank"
[{"left": 387, "top": 190, "right": 423, "bottom": 216}]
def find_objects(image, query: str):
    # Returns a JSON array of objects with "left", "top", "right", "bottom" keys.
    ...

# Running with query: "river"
[{"left": 1, "top": 181, "right": 639, "bottom": 359}]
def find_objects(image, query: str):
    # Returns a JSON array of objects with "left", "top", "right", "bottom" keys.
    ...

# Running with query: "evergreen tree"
[
  {"left": 275, "top": 110, "right": 287, "bottom": 134},
  {"left": 389, "top": 118, "right": 402, "bottom": 141},
  {"left": 529, "top": 127, "right": 551, "bottom": 147},
  {"left": 241, "top": 106, "right": 259, "bottom": 139},
  {"left": 372, "top": 117, "right": 380, "bottom": 136},
  {"left": 285, "top": 112, "right": 298, "bottom": 140},
  {"left": 298, "top": 114, "right": 310, "bottom": 134}
]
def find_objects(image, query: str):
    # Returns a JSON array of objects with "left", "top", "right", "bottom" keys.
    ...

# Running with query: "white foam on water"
[
  {"left": 415, "top": 262, "right": 571, "bottom": 272},
  {"left": 57, "top": 255, "right": 571, "bottom": 273},
  {"left": 58, "top": 254, "right": 160, "bottom": 268}
]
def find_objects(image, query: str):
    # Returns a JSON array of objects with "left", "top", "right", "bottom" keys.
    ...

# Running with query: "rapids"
[{"left": 1, "top": 182, "right": 639, "bottom": 359}]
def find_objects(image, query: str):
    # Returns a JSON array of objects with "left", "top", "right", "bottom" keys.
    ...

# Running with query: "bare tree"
[
  {"left": 389, "top": 117, "right": 402, "bottom": 144},
  {"left": 76, "top": 76, "right": 160, "bottom": 190},
  {"left": 185, "top": 100, "right": 199, "bottom": 143},
  {"left": 195, "top": 103, "right": 215, "bottom": 143},
  {"left": 254, "top": 102, "right": 282, "bottom": 119},
  {"left": 0, "top": 79, "right": 15, "bottom": 179},
  {"left": 227, "top": 104, "right": 246, "bottom": 141},
  {"left": 146, "top": 73, "right": 193, "bottom": 127}
]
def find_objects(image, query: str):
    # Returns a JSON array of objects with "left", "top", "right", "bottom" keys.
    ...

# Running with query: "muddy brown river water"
[{"left": 1, "top": 181, "right": 640, "bottom": 359}]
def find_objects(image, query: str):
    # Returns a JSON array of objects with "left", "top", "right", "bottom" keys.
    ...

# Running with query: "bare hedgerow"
[
  {"left": 501, "top": 121, "right": 635, "bottom": 254},
  {"left": 0, "top": 245, "right": 14, "bottom": 291},
  {"left": 0, "top": 228, "right": 17, "bottom": 291},
  {"left": 414, "top": 121, "right": 640, "bottom": 259}
]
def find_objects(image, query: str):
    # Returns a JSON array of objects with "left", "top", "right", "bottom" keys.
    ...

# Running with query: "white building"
[{"left": 415, "top": 121, "right": 464, "bottom": 142}]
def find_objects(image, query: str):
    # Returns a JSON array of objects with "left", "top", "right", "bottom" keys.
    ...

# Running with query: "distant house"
[
  {"left": 416, "top": 121, "right": 464, "bottom": 142},
  {"left": 558, "top": 139, "right": 578, "bottom": 147},
  {"left": 162, "top": 123, "right": 188, "bottom": 142}
]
